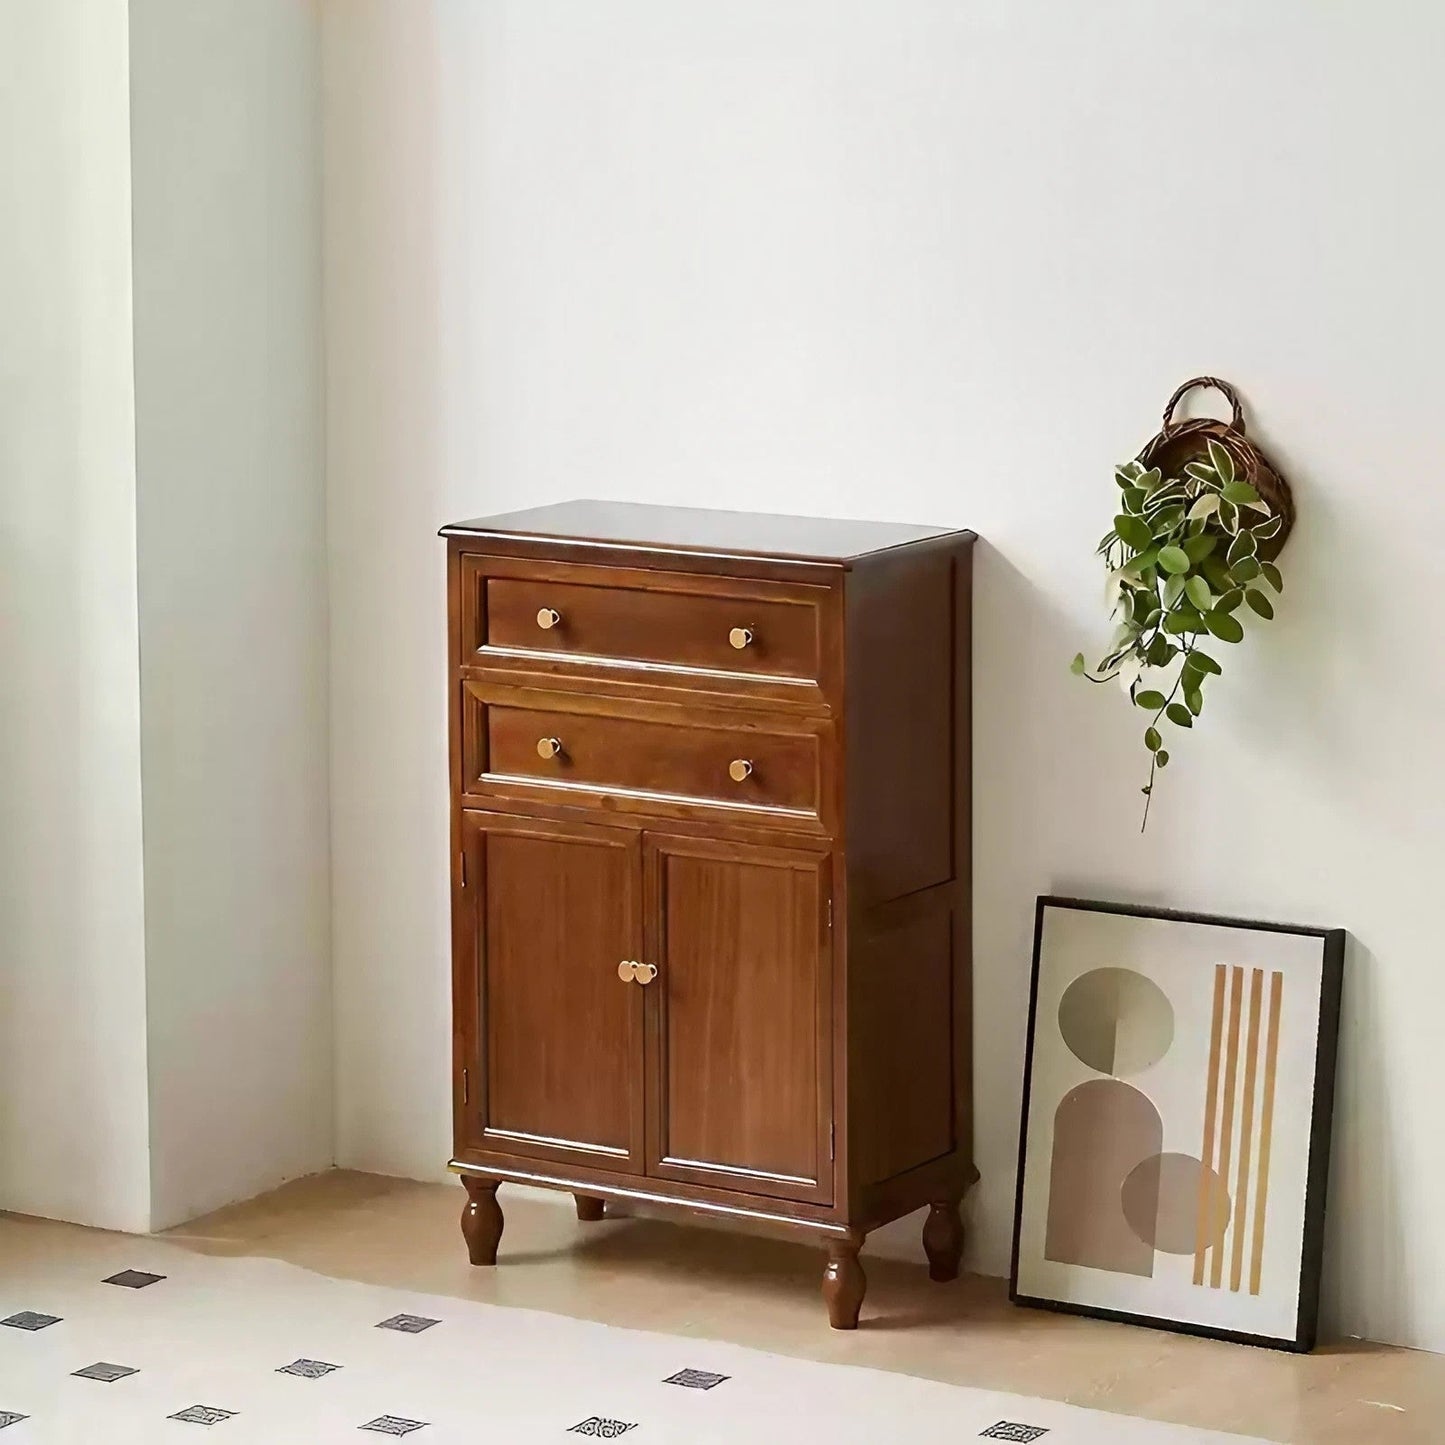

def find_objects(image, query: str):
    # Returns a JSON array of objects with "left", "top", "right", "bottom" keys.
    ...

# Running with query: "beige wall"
[{"left": 321, "top": 0, "right": 1445, "bottom": 1351}]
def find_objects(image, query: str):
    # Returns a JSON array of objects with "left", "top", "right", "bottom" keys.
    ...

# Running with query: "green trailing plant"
[{"left": 1072, "top": 438, "right": 1284, "bottom": 829}]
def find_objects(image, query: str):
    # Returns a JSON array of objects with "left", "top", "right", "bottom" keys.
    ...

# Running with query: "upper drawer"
[
  {"left": 458, "top": 556, "right": 831, "bottom": 699},
  {"left": 460, "top": 682, "right": 832, "bottom": 833}
]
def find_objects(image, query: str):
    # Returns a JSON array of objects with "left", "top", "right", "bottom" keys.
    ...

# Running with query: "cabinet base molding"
[{"left": 450, "top": 1161, "right": 851, "bottom": 1238}]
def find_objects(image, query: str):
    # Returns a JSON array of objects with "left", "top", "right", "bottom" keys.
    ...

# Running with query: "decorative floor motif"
[
  {"left": 73, "top": 1362, "right": 139, "bottom": 1382},
  {"left": 103, "top": 1270, "right": 166, "bottom": 1289},
  {"left": 663, "top": 1367, "right": 729, "bottom": 1390},
  {"left": 0, "top": 1233, "right": 1281, "bottom": 1444},
  {"left": 169, "top": 1405, "right": 237, "bottom": 1425},
  {"left": 375, "top": 1313, "right": 440, "bottom": 1334},
  {"left": 277, "top": 1358, "right": 341, "bottom": 1379}
]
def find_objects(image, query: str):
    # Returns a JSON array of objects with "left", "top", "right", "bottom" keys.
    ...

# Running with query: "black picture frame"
[{"left": 1008, "top": 895, "right": 1345, "bottom": 1352}]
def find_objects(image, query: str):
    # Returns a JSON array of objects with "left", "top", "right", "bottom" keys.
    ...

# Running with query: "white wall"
[
  {"left": 322, "top": 0, "right": 1445, "bottom": 1349},
  {"left": 0, "top": 0, "right": 153, "bottom": 1233},
  {"left": 129, "top": 0, "right": 332, "bottom": 1229}
]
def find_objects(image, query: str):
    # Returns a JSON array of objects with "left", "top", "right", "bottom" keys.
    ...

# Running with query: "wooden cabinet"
[{"left": 443, "top": 500, "right": 976, "bottom": 1328}]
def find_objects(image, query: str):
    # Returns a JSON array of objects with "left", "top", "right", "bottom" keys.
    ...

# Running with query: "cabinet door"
[
  {"left": 457, "top": 811, "right": 644, "bottom": 1172},
  {"left": 643, "top": 835, "right": 833, "bottom": 1204}
]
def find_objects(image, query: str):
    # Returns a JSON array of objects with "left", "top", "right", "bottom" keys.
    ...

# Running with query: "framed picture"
[{"left": 1010, "top": 896, "right": 1344, "bottom": 1351}]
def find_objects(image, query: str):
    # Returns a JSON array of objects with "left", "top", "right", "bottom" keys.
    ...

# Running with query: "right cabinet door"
[{"left": 643, "top": 834, "right": 833, "bottom": 1205}]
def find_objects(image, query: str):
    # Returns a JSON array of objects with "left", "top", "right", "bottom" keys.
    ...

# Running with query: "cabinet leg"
[
  {"left": 460, "top": 1177, "right": 504, "bottom": 1266},
  {"left": 822, "top": 1232, "right": 867, "bottom": 1330},
  {"left": 922, "top": 1198, "right": 964, "bottom": 1282},
  {"left": 574, "top": 1193, "right": 606, "bottom": 1222}
]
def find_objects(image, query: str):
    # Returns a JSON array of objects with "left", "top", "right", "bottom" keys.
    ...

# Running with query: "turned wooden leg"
[
  {"left": 922, "top": 1198, "right": 964, "bottom": 1282},
  {"left": 460, "top": 1178, "right": 503, "bottom": 1266},
  {"left": 574, "top": 1193, "right": 606, "bottom": 1222},
  {"left": 822, "top": 1231, "right": 867, "bottom": 1330}
]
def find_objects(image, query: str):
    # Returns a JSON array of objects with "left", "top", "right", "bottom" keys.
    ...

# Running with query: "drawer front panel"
[
  {"left": 464, "top": 558, "right": 826, "bottom": 686},
  {"left": 465, "top": 687, "right": 823, "bottom": 821}
]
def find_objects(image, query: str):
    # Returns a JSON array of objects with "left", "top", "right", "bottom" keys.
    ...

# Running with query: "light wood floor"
[{"left": 6, "top": 1170, "right": 1441, "bottom": 1442}]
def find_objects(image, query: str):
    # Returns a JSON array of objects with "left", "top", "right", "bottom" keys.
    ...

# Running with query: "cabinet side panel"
[
  {"left": 851, "top": 903, "right": 956, "bottom": 1187},
  {"left": 843, "top": 548, "right": 953, "bottom": 906}
]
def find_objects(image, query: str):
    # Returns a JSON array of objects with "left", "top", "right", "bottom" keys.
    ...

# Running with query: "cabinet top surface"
[{"left": 440, "top": 499, "right": 970, "bottom": 564}]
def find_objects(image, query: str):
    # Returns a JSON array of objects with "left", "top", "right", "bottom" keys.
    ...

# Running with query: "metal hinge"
[
  {"left": 829, "top": 1121, "right": 835, "bottom": 1160},
  {"left": 462, "top": 1068, "right": 469, "bottom": 1105}
]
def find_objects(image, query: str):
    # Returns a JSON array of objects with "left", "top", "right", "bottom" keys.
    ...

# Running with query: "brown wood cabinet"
[{"left": 442, "top": 500, "right": 976, "bottom": 1328}]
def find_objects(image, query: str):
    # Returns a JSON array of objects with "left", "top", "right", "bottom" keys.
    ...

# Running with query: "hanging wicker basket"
[{"left": 1137, "top": 377, "right": 1294, "bottom": 560}]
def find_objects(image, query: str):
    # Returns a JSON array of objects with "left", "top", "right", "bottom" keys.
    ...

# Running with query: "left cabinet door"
[{"left": 455, "top": 810, "right": 645, "bottom": 1173}]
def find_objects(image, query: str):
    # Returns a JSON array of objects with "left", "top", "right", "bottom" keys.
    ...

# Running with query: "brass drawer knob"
[
  {"left": 617, "top": 960, "right": 658, "bottom": 985},
  {"left": 729, "top": 758, "right": 753, "bottom": 783},
  {"left": 536, "top": 607, "right": 561, "bottom": 630},
  {"left": 536, "top": 736, "right": 563, "bottom": 760},
  {"left": 729, "top": 626, "right": 754, "bottom": 650},
  {"left": 617, "top": 959, "right": 637, "bottom": 982}
]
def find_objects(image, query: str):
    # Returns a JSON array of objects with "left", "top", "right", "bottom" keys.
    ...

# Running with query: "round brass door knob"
[
  {"left": 634, "top": 962, "right": 658, "bottom": 985},
  {"left": 617, "top": 959, "right": 637, "bottom": 981},
  {"left": 536, "top": 736, "right": 563, "bottom": 760},
  {"left": 536, "top": 607, "right": 561, "bottom": 629},
  {"left": 729, "top": 758, "right": 753, "bottom": 782},
  {"left": 729, "top": 626, "right": 754, "bottom": 650}
]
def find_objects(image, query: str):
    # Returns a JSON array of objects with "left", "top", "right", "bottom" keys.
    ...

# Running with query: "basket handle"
[{"left": 1162, "top": 376, "right": 1245, "bottom": 434}]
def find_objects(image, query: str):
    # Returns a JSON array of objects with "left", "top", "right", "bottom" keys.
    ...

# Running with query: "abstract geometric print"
[{"left": 1195, "top": 965, "right": 1284, "bottom": 1294}]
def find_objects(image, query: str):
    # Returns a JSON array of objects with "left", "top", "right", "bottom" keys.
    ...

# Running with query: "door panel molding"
[
  {"left": 642, "top": 833, "right": 834, "bottom": 1205},
  {"left": 458, "top": 810, "right": 645, "bottom": 1173}
]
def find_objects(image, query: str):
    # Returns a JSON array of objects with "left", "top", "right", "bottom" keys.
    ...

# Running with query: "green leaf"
[
  {"left": 1254, "top": 514, "right": 1284, "bottom": 539},
  {"left": 1183, "top": 533, "right": 1217, "bottom": 562},
  {"left": 1231, "top": 556, "right": 1262, "bottom": 583},
  {"left": 1158, "top": 545, "right": 1191, "bottom": 574},
  {"left": 1202, "top": 556, "right": 1232, "bottom": 592},
  {"left": 1217, "top": 587, "right": 1244, "bottom": 614},
  {"left": 1122, "top": 485, "right": 1148, "bottom": 513},
  {"left": 1185, "top": 461, "right": 1219, "bottom": 486},
  {"left": 1164, "top": 611, "right": 1197, "bottom": 636},
  {"left": 1163, "top": 573, "right": 1186, "bottom": 608},
  {"left": 1156, "top": 750, "right": 1170, "bottom": 767},
  {"left": 1147, "top": 635, "right": 1177, "bottom": 667},
  {"left": 1186, "top": 687, "right": 1203, "bottom": 716},
  {"left": 1116, "top": 461, "right": 1144, "bottom": 487},
  {"left": 1187, "top": 492, "right": 1222, "bottom": 522},
  {"left": 1140, "top": 466, "right": 1164, "bottom": 492},
  {"left": 1166, "top": 702, "right": 1194, "bottom": 728},
  {"left": 1185, "top": 575, "right": 1213, "bottom": 611},
  {"left": 1115, "top": 514, "right": 1153, "bottom": 552},
  {"left": 1227, "top": 529, "right": 1258, "bottom": 564},
  {"left": 1219, "top": 499, "right": 1240, "bottom": 533},
  {"left": 1246, "top": 588, "right": 1274, "bottom": 619},
  {"left": 1204, "top": 609, "right": 1245, "bottom": 643},
  {"left": 1207, "top": 438, "right": 1236, "bottom": 486},
  {"left": 1222, "top": 480, "right": 1262, "bottom": 507},
  {"left": 1135, "top": 689, "right": 1168, "bottom": 711},
  {"left": 1144, "top": 727, "right": 1162, "bottom": 752},
  {"left": 1186, "top": 649, "right": 1222, "bottom": 676},
  {"left": 1261, "top": 563, "right": 1283, "bottom": 593},
  {"left": 1150, "top": 503, "right": 1186, "bottom": 533},
  {"left": 1070, "top": 653, "right": 1087, "bottom": 675}
]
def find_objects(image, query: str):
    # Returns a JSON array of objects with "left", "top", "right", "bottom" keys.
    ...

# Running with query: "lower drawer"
[{"left": 461, "top": 684, "right": 824, "bottom": 822}]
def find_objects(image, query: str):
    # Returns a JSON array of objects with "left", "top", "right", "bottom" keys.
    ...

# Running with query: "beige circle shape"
[
  {"left": 1121, "top": 1151, "right": 1232, "bottom": 1255},
  {"left": 1058, "top": 966, "right": 1174, "bottom": 1076}
]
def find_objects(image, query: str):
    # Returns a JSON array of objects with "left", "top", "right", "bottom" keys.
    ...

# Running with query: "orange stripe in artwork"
[
  {"left": 1231, "top": 969, "right": 1265, "bottom": 1292},
  {"left": 1193, "top": 964, "right": 1228, "bottom": 1286},
  {"left": 1211, "top": 965, "right": 1244, "bottom": 1289},
  {"left": 1250, "top": 971, "right": 1285, "bottom": 1296}
]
